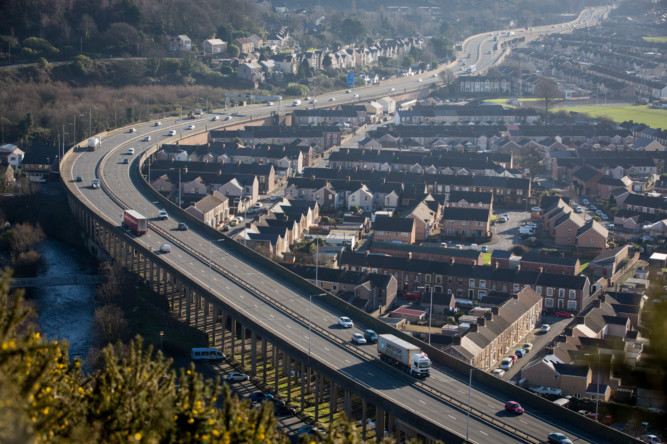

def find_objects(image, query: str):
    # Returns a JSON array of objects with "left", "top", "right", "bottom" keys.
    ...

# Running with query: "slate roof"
[
  {"left": 448, "top": 191, "right": 493, "bottom": 205},
  {"left": 373, "top": 216, "right": 414, "bottom": 232},
  {"left": 442, "top": 207, "right": 490, "bottom": 222},
  {"left": 573, "top": 165, "right": 602, "bottom": 182},
  {"left": 520, "top": 250, "right": 579, "bottom": 267},
  {"left": 553, "top": 363, "right": 589, "bottom": 377},
  {"left": 369, "top": 240, "right": 482, "bottom": 259}
]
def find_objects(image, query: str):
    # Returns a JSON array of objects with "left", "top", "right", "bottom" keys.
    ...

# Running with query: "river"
[{"left": 32, "top": 239, "right": 97, "bottom": 367}]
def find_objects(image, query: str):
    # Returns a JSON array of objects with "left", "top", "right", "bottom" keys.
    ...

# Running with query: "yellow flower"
[
  {"left": 212, "top": 430, "right": 220, "bottom": 437},
  {"left": 134, "top": 432, "right": 142, "bottom": 441},
  {"left": 188, "top": 418, "right": 195, "bottom": 424}
]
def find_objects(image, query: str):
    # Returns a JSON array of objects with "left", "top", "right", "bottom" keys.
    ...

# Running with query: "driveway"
[{"left": 488, "top": 209, "right": 534, "bottom": 252}]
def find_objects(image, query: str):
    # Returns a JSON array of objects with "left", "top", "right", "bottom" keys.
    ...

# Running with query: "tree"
[
  {"left": 534, "top": 76, "right": 561, "bottom": 125},
  {"left": 16, "top": 112, "right": 35, "bottom": 145},
  {"left": 73, "top": 54, "right": 93, "bottom": 75},
  {"left": 339, "top": 18, "right": 365, "bottom": 43},
  {"left": 440, "top": 68, "right": 456, "bottom": 85},
  {"left": 297, "top": 58, "right": 311, "bottom": 79},
  {"left": 227, "top": 43, "right": 240, "bottom": 58},
  {"left": 518, "top": 145, "right": 544, "bottom": 182},
  {"left": 429, "top": 36, "right": 453, "bottom": 60},
  {"left": 322, "top": 54, "right": 332, "bottom": 70},
  {"left": 284, "top": 83, "right": 310, "bottom": 97}
]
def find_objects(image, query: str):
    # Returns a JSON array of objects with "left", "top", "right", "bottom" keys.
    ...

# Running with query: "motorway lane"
[{"left": 64, "top": 9, "right": 612, "bottom": 442}]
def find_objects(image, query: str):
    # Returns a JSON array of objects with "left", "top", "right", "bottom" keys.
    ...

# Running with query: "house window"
[
  {"left": 569, "top": 290, "right": 576, "bottom": 299},
  {"left": 479, "top": 280, "right": 486, "bottom": 289},
  {"left": 567, "top": 300, "right": 577, "bottom": 310},
  {"left": 558, "top": 288, "right": 565, "bottom": 298},
  {"left": 377, "top": 231, "right": 384, "bottom": 236},
  {"left": 448, "top": 277, "right": 453, "bottom": 284},
  {"left": 371, "top": 268, "right": 378, "bottom": 274},
  {"left": 425, "top": 275, "right": 432, "bottom": 283},
  {"left": 462, "top": 221, "right": 468, "bottom": 226},
  {"left": 546, "top": 287, "right": 553, "bottom": 297},
  {"left": 469, "top": 279, "right": 475, "bottom": 288},
  {"left": 590, "top": 237, "right": 595, "bottom": 244},
  {"left": 436, "top": 275, "right": 443, "bottom": 284},
  {"left": 401, "top": 232, "right": 408, "bottom": 237},
  {"left": 545, "top": 298, "right": 554, "bottom": 308},
  {"left": 332, "top": 285, "right": 337, "bottom": 290},
  {"left": 479, "top": 290, "right": 487, "bottom": 299},
  {"left": 536, "top": 286, "right": 542, "bottom": 295},
  {"left": 513, "top": 284, "right": 520, "bottom": 292},
  {"left": 414, "top": 274, "right": 420, "bottom": 282}
]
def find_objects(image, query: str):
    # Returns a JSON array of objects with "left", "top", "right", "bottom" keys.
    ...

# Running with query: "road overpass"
[{"left": 60, "top": 6, "right": 634, "bottom": 444}]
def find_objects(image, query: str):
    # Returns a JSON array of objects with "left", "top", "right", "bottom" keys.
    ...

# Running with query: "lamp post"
[
  {"left": 160, "top": 331, "right": 164, "bottom": 352},
  {"left": 428, "top": 284, "right": 433, "bottom": 345}
]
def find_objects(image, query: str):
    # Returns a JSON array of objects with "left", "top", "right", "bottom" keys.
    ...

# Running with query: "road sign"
[{"left": 347, "top": 72, "right": 355, "bottom": 87}]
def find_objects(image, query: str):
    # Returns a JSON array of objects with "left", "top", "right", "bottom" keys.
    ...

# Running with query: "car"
[
  {"left": 154, "top": 121, "right": 162, "bottom": 126},
  {"left": 123, "top": 158, "right": 129, "bottom": 164},
  {"left": 296, "top": 425, "right": 325, "bottom": 437},
  {"left": 338, "top": 316, "right": 353, "bottom": 328},
  {"left": 402, "top": 291, "right": 421, "bottom": 300},
  {"left": 500, "top": 357, "right": 513, "bottom": 370},
  {"left": 272, "top": 399, "right": 296, "bottom": 416},
  {"left": 351, "top": 333, "right": 366, "bottom": 344},
  {"left": 225, "top": 372, "right": 249, "bottom": 382},
  {"left": 76, "top": 176, "right": 83, "bottom": 182},
  {"left": 248, "top": 392, "right": 274, "bottom": 403},
  {"left": 91, "top": 179, "right": 101, "bottom": 189},
  {"left": 548, "top": 432, "right": 573, "bottom": 444},
  {"left": 541, "top": 324, "right": 551, "bottom": 333},
  {"left": 364, "top": 329, "right": 378, "bottom": 343},
  {"left": 310, "top": 99, "right": 317, "bottom": 104},
  {"left": 186, "top": 124, "right": 195, "bottom": 130},
  {"left": 222, "top": 224, "right": 231, "bottom": 231},
  {"left": 143, "top": 135, "right": 151, "bottom": 142},
  {"left": 158, "top": 210, "right": 168, "bottom": 220},
  {"left": 503, "top": 213, "right": 510, "bottom": 220},
  {"left": 455, "top": 244, "right": 463, "bottom": 249},
  {"left": 128, "top": 148, "right": 135, "bottom": 155},
  {"left": 129, "top": 127, "right": 136, "bottom": 133},
  {"left": 505, "top": 401, "right": 524, "bottom": 415},
  {"left": 601, "top": 414, "right": 614, "bottom": 425},
  {"left": 160, "top": 244, "right": 171, "bottom": 253},
  {"left": 267, "top": 102, "right": 274, "bottom": 106},
  {"left": 595, "top": 209, "right": 603, "bottom": 216},
  {"left": 168, "top": 130, "right": 176, "bottom": 136},
  {"left": 582, "top": 198, "right": 590, "bottom": 205},
  {"left": 531, "top": 206, "right": 542, "bottom": 212},
  {"left": 515, "top": 349, "right": 526, "bottom": 358},
  {"left": 480, "top": 245, "right": 488, "bottom": 252},
  {"left": 522, "top": 343, "right": 533, "bottom": 352},
  {"left": 555, "top": 311, "right": 574, "bottom": 318},
  {"left": 328, "top": 97, "right": 336, "bottom": 101},
  {"left": 229, "top": 219, "right": 238, "bottom": 226},
  {"left": 177, "top": 222, "right": 188, "bottom": 231},
  {"left": 601, "top": 214, "right": 609, "bottom": 220},
  {"left": 254, "top": 202, "right": 262, "bottom": 208},
  {"left": 607, "top": 223, "right": 615, "bottom": 231},
  {"left": 491, "top": 368, "right": 505, "bottom": 377},
  {"left": 497, "top": 216, "right": 507, "bottom": 223},
  {"left": 574, "top": 206, "right": 583, "bottom": 213},
  {"left": 270, "top": 195, "right": 281, "bottom": 201},
  {"left": 509, "top": 354, "right": 518, "bottom": 363},
  {"left": 388, "top": 87, "right": 395, "bottom": 92},
  {"left": 346, "top": 90, "right": 351, "bottom": 93},
  {"left": 212, "top": 116, "right": 220, "bottom": 121},
  {"left": 224, "top": 116, "right": 232, "bottom": 121},
  {"left": 353, "top": 93, "right": 359, "bottom": 98},
  {"left": 640, "top": 434, "right": 661, "bottom": 444}
]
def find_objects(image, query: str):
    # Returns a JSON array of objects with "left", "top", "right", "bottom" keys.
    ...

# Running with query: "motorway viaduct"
[{"left": 59, "top": 6, "right": 637, "bottom": 444}]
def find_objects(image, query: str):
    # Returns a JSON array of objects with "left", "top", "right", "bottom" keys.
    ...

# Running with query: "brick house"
[
  {"left": 372, "top": 216, "right": 416, "bottom": 244},
  {"left": 445, "top": 288, "right": 543, "bottom": 369},
  {"left": 406, "top": 200, "right": 439, "bottom": 242},
  {"left": 519, "top": 250, "right": 581, "bottom": 275},
  {"left": 441, "top": 207, "right": 491, "bottom": 239},
  {"left": 521, "top": 362, "right": 592, "bottom": 398},
  {"left": 553, "top": 213, "right": 585, "bottom": 247},
  {"left": 184, "top": 191, "right": 230, "bottom": 228},
  {"left": 368, "top": 241, "right": 484, "bottom": 265},
  {"left": 201, "top": 38, "right": 227, "bottom": 54},
  {"left": 576, "top": 221, "right": 609, "bottom": 252}
]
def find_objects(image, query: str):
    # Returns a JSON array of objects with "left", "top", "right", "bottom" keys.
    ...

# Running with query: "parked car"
[
  {"left": 296, "top": 425, "right": 325, "bottom": 437},
  {"left": 351, "top": 333, "right": 366, "bottom": 344},
  {"left": 640, "top": 435, "right": 661, "bottom": 444},
  {"left": 225, "top": 372, "right": 249, "bottom": 382},
  {"left": 364, "top": 329, "right": 378, "bottom": 343},
  {"left": 522, "top": 343, "right": 533, "bottom": 352},
  {"left": 541, "top": 324, "right": 551, "bottom": 333},
  {"left": 481, "top": 245, "right": 488, "bottom": 252},
  {"left": 248, "top": 392, "right": 273, "bottom": 403},
  {"left": 177, "top": 222, "right": 188, "bottom": 231},
  {"left": 505, "top": 401, "right": 524, "bottom": 415},
  {"left": 515, "top": 349, "right": 526, "bottom": 358},
  {"left": 491, "top": 368, "right": 505, "bottom": 377},
  {"left": 601, "top": 214, "right": 609, "bottom": 220},
  {"left": 582, "top": 199, "right": 590, "bottom": 205},
  {"left": 338, "top": 316, "right": 354, "bottom": 328},
  {"left": 509, "top": 354, "right": 518, "bottom": 363},
  {"left": 254, "top": 202, "right": 262, "bottom": 208},
  {"left": 575, "top": 206, "right": 583, "bottom": 213},
  {"left": 555, "top": 311, "right": 574, "bottom": 318},
  {"left": 590, "top": 204, "right": 597, "bottom": 211},
  {"left": 500, "top": 357, "right": 513, "bottom": 370},
  {"left": 531, "top": 206, "right": 542, "bottom": 212},
  {"left": 548, "top": 432, "right": 573, "bottom": 444},
  {"left": 402, "top": 291, "right": 422, "bottom": 300},
  {"left": 273, "top": 400, "right": 296, "bottom": 416}
]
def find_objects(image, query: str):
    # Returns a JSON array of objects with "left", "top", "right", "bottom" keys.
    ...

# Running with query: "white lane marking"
[
  {"left": 457, "top": 389, "right": 465, "bottom": 394},
  {"left": 344, "top": 359, "right": 351, "bottom": 364},
  {"left": 448, "top": 415, "right": 456, "bottom": 420},
  {"left": 479, "top": 431, "right": 488, "bottom": 436},
  {"left": 519, "top": 419, "right": 528, "bottom": 424},
  {"left": 239, "top": 295, "right": 244, "bottom": 299},
  {"left": 285, "top": 325, "right": 292, "bottom": 329},
  {"left": 419, "top": 400, "right": 426, "bottom": 404},
  {"left": 324, "top": 347, "right": 330, "bottom": 352},
  {"left": 368, "top": 372, "right": 374, "bottom": 376}
]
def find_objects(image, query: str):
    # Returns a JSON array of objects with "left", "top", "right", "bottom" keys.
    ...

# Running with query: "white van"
[
  {"left": 470, "top": 243, "right": 478, "bottom": 251},
  {"left": 191, "top": 348, "right": 226, "bottom": 361},
  {"left": 500, "top": 357, "right": 513, "bottom": 370}
]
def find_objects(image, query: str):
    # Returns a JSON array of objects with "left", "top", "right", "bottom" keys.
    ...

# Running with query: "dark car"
[
  {"left": 248, "top": 392, "right": 274, "bottom": 403},
  {"left": 177, "top": 222, "right": 188, "bottom": 231},
  {"left": 364, "top": 329, "right": 378, "bottom": 343},
  {"left": 555, "top": 311, "right": 575, "bottom": 318},
  {"left": 76, "top": 176, "right": 83, "bottom": 182},
  {"left": 271, "top": 399, "right": 296, "bottom": 416},
  {"left": 505, "top": 401, "right": 524, "bottom": 415},
  {"left": 123, "top": 158, "right": 129, "bottom": 164}
]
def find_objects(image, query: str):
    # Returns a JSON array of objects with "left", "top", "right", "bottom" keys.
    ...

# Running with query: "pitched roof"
[
  {"left": 442, "top": 207, "right": 490, "bottom": 222},
  {"left": 373, "top": 216, "right": 414, "bottom": 232}
]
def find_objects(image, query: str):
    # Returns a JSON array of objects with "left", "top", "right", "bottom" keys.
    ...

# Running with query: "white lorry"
[
  {"left": 87, "top": 137, "right": 100, "bottom": 151},
  {"left": 377, "top": 334, "right": 431, "bottom": 378},
  {"left": 292, "top": 100, "right": 302, "bottom": 106}
]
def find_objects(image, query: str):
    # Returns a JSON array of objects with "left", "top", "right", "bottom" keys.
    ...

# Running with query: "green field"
[
  {"left": 643, "top": 36, "right": 667, "bottom": 43},
  {"left": 551, "top": 104, "right": 667, "bottom": 128}
]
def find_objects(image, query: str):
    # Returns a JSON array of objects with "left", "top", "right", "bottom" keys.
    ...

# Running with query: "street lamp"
[
  {"left": 417, "top": 285, "right": 434, "bottom": 345},
  {"left": 160, "top": 331, "right": 164, "bottom": 352}
]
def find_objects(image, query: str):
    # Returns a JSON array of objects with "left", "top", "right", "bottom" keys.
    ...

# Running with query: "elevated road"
[{"left": 62, "top": 6, "right": 619, "bottom": 444}]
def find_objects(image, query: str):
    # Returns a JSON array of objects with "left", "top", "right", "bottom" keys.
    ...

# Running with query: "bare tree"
[
  {"left": 94, "top": 304, "right": 129, "bottom": 345},
  {"left": 534, "top": 76, "right": 561, "bottom": 125},
  {"left": 440, "top": 68, "right": 456, "bottom": 85}
]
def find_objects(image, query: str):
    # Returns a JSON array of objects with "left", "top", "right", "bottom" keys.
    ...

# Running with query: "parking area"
[{"left": 490, "top": 209, "right": 534, "bottom": 251}]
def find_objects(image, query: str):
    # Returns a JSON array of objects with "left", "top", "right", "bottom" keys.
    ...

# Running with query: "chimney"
[
  {"left": 484, "top": 311, "right": 493, "bottom": 320},
  {"left": 407, "top": 252, "right": 413, "bottom": 260},
  {"left": 450, "top": 257, "right": 455, "bottom": 264},
  {"left": 592, "top": 299, "right": 601, "bottom": 307},
  {"left": 538, "top": 266, "right": 544, "bottom": 273},
  {"left": 516, "top": 264, "right": 521, "bottom": 272},
  {"left": 453, "top": 336, "right": 462, "bottom": 345},
  {"left": 477, "top": 317, "right": 485, "bottom": 327},
  {"left": 598, "top": 294, "right": 606, "bottom": 303},
  {"left": 469, "top": 323, "right": 478, "bottom": 332},
  {"left": 495, "top": 261, "right": 499, "bottom": 269},
  {"left": 472, "top": 260, "right": 477, "bottom": 266},
  {"left": 512, "top": 293, "right": 519, "bottom": 299},
  {"left": 575, "top": 315, "right": 585, "bottom": 324},
  {"left": 492, "top": 306, "right": 499, "bottom": 315}
]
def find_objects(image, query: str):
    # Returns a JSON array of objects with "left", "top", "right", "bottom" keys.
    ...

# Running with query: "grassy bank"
[{"left": 551, "top": 104, "right": 667, "bottom": 128}]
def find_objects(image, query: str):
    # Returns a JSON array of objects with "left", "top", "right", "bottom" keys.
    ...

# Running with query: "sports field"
[
  {"left": 642, "top": 36, "right": 667, "bottom": 43},
  {"left": 551, "top": 104, "right": 667, "bottom": 128}
]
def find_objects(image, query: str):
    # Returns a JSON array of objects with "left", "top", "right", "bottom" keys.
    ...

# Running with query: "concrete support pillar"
[
  {"left": 212, "top": 306, "right": 218, "bottom": 347},
  {"left": 376, "top": 407, "right": 385, "bottom": 442},
  {"left": 344, "top": 389, "right": 351, "bottom": 419},
  {"left": 362, "top": 399, "right": 368, "bottom": 441},
  {"left": 230, "top": 319, "right": 236, "bottom": 359},
  {"left": 241, "top": 326, "right": 246, "bottom": 369},
  {"left": 250, "top": 332, "right": 257, "bottom": 376},
  {"left": 222, "top": 313, "right": 229, "bottom": 354},
  {"left": 389, "top": 414, "right": 396, "bottom": 438},
  {"left": 149, "top": 261, "right": 154, "bottom": 292},
  {"left": 314, "top": 373, "right": 320, "bottom": 423},
  {"left": 194, "top": 294, "right": 200, "bottom": 330},
  {"left": 273, "top": 345, "right": 279, "bottom": 395},
  {"left": 261, "top": 337, "right": 267, "bottom": 386},
  {"left": 329, "top": 381, "right": 336, "bottom": 422},
  {"left": 300, "top": 362, "right": 306, "bottom": 413},
  {"left": 286, "top": 357, "right": 292, "bottom": 403},
  {"left": 185, "top": 288, "right": 192, "bottom": 325}
]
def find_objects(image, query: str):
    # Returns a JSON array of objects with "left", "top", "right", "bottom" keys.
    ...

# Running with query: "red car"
[
  {"left": 505, "top": 401, "right": 524, "bottom": 415},
  {"left": 509, "top": 354, "right": 518, "bottom": 363},
  {"left": 402, "top": 291, "right": 422, "bottom": 301},
  {"left": 555, "top": 311, "right": 575, "bottom": 318}
]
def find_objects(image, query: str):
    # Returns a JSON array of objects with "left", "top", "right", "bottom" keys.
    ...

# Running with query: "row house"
[
  {"left": 519, "top": 250, "right": 581, "bottom": 275},
  {"left": 285, "top": 264, "right": 398, "bottom": 312},
  {"left": 214, "top": 145, "right": 303, "bottom": 175},
  {"left": 457, "top": 77, "right": 512, "bottom": 95},
  {"left": 210, "top": 126, "right": 341, "bottom": 152},
  {"left": 372, "top": 216, "right": 416, "bottom": 245},
  {"left": 622, "top": 192, "right": 667, "bottom": 216},
  {"left": 292, "top": 108, "right": 364, "bottom": 127},
  {"left": 441, "top": 207, "right": 491, "bottom": 239},
  {"left": 338, "top": 252, "right": 592, "bottom": 311},
  {"left": 407, "top": 199, "right": 442, "bottom": 242},
  {"left": 542, "top": 199, "right": 608, "bottom": 251},
  {"left": 446, "top": 191, "right": 493, "bottom": 211},
  {"left": 184, "top": 191, "right": 230, "bottom": 228},
  {"left": 368, "top": 240, "right": 484, "bottom": 265},
  {"left": 446, "top": 288, "right": 543, "bottom": 369}
]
